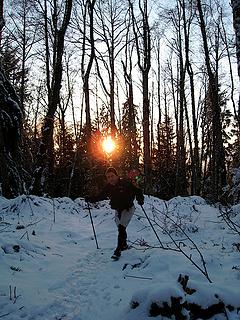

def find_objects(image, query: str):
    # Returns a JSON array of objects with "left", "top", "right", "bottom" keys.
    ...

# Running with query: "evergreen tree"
[
  {"left": 0, "top": 66, "right": 25, "bottom": 197},
  {"left": 153, "top": 115, "right": 176, "bottom": 200},
  {"left": 0, "top": 6, "right": 26, "bottom": 197},
  {"left": 120, "top": 99, "right": 140, "bottom": 173},
  {"left": 201, "top": 84, "right": 228, "bottom": 200}
]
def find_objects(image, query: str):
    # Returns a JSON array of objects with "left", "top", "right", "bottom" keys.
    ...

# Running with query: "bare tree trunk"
[
  {"left": 0, "top": 0, "right": 4, "bottom": 47},
  {"left": 156, "top": 37, "right": 162, "bottom": 154},
  {"left": 122, "top": 52, "right": 139, "bottom": 168},
  {"left": 231, "top": 0, "right": 240, "bottom": 128},
  {"left": 173, "top": 2, "right": 187, "bottom": 196},
  {"left": 44, "top": 0, "right": 51, "bottom": 103},
  {"left": 181, "top": 0, "right": 201, "bottom": 195},
  {"left": 81, "top": 0, "right": 96, "bottom": 142},
  {"left": 31, "top": 0, "right": 73, "bottom": 196},
  {"left": 110, "top": 45, "right": 116, "bottom": 135},
  {"left": 175, "top": 52, "right": 187, "bottom": 196},
  {"left": 121, "top": 13, "right": 139, "bottom": 169},
  {"left": 142, "top": 71, "right": 151, "bottom": 192},
  {"left": 94, "top": 0, "right": 126, "bottom": 136},
  {"left": 196, "top": 0, "right": 226, "bottom": 200},
  {"left": 150, "top": 76, "right": 154, "bottom": 158},
  {"left": 129, "top": 0, "right": 152, "bottom": 193}
]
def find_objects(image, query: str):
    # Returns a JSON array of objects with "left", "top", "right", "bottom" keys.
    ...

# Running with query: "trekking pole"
[
  {"left": 140, "top": 205, "right": 163, "bottom": 248},
  {"left": 87, "top": 202, "right": 100, "bottom": 249}
]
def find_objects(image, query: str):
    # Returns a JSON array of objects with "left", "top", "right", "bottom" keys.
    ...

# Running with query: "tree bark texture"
[
  {"left": 231, "top": 0, "right": 240, "bottom": 125},
  {"left": 197, "top": 0, "right": 226, "bottom": 200},
  {"left": 81, "top": 0, "right": 96, "bottom": 142},
  {"left": 181, "top": 0, "right": 201, "bottom": 195},
  {"left": 31, "top": 0, "right": 73, "bottom": 196},
  {"left": 129, "top": 0, "right": 152, "bottom": 193}
]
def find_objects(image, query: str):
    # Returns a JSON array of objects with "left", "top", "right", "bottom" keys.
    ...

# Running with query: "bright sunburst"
[{"left": 102, "top": 136, "right": 116, "bottom": 154}]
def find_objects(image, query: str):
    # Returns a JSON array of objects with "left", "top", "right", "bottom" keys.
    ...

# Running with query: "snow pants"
[
  {"left": 114, "top": 206, "right": 135, "bottom": 228},
  {"left": 114, "top": 206, "right": 135, "bottom": 251}
]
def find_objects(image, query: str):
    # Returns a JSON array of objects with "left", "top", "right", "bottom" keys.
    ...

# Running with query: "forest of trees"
[{"left": 0, "top": 0, "right": 240, "bottom": 203}]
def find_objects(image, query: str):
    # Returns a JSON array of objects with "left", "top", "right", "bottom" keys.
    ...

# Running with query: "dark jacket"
[{"left": 89, "top": 178, "right": 144, "bottom": 212}]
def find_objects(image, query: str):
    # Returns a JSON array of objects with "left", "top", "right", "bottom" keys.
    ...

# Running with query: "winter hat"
[{"left": 105, "top": 167, "right": 118, "bottom": 176}]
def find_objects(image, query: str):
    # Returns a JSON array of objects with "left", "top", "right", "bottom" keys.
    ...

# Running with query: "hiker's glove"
[{"left": 137, "top": 199, "right": 144, "bottom": 206}]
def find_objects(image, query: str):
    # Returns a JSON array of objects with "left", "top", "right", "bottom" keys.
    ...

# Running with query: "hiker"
[{"left": 85, "top": 167, "right": 144, "bottom": 259}]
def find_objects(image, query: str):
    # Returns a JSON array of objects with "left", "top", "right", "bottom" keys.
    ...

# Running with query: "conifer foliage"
[{"left": 0, "top": 66, "right": 24, "bottom": 197}]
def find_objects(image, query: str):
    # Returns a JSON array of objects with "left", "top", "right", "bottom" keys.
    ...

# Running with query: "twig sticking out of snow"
[
  {"left": 124, "top": 274, "right": 152, "bottom": 280},
  {"left": 218, "top": 206, "right": 240, "bottom": 236},
  {"left": 9, "top": 285, "right": 20, "bottom": 304},
  {"left": 26, "top": 196, "right": 34, "bottom": 217},
  {"left": 142, "top": 203, "right": 212, "bottom": 283}
]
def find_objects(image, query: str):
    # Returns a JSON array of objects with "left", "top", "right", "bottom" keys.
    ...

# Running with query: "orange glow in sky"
[{"left": 102, "top": 136, "right": 116, "bottom": 154}]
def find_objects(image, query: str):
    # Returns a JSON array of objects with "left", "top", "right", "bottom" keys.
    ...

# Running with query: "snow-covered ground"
[{"left": 0, "top": 195, "right": 239, "bottom": 319}]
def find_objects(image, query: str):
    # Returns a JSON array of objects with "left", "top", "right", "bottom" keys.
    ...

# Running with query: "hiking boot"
[{"left": 111, "top": 249, "right": 121, "bottom": 260}]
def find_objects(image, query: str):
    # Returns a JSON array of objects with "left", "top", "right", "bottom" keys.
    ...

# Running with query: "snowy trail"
[
  {"left": 30, "top": 246, "right": 143, "bottom": 320},
  {"left": 0, "top": 197, "right": 149, "bottom": 320},
  {"left": 64, "top": 250, "right": 124, "bottom": 320},
  {"left": 1, "top": 196, "right": 240, "bottom": 320}
]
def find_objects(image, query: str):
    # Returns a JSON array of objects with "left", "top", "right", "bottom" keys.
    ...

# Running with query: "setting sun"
[{"left": 102, "top": 136, "right": 116, "bottom": 154}]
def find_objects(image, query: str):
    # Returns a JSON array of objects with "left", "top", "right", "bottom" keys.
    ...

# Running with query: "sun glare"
[{"left": 102, "top": 136, "right": 116, "bottom": 154}]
